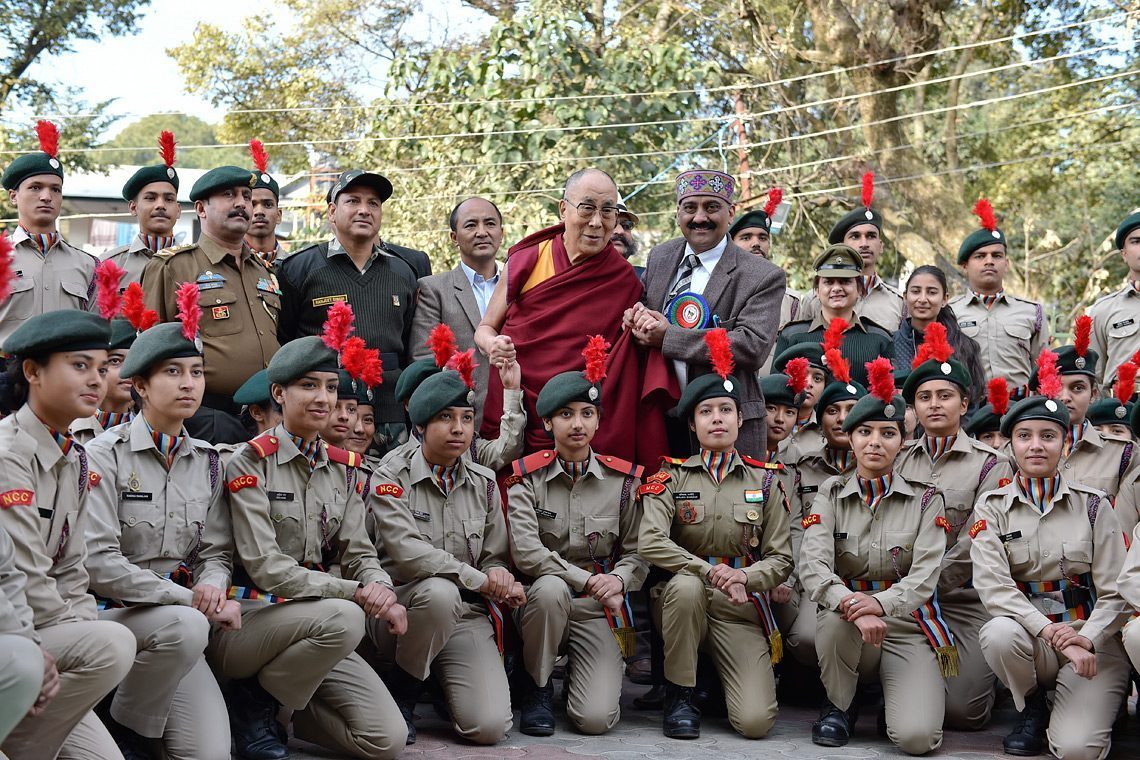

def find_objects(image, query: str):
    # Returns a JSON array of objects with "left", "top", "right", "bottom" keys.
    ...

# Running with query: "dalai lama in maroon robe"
[{"left": 475, "top": 168, "right": 677, "bottom": 466}]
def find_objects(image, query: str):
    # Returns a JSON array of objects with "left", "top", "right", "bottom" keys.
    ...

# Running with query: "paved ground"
[{"left": 292, "top": 679, "right": 1140, "bottom": 759}]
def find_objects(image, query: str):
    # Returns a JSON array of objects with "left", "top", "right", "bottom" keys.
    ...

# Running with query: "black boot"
[
  {"left": 384, "top": 666, "right": 422, "bottom": 745},
  {"left": 812, "top": 700, "right": 852, "bottom": 747},
  {"left": 662, "top": 681, "right": 701, "bottom": 739},
  {"left": 226, "top": 678, "right": 289, "bottom": 760},
  {"left": 1003, "top": 689, "right": 1049, "bottom": 756},
  {"left": 519, "top": 677, "right": 556, "bottom": 736}
]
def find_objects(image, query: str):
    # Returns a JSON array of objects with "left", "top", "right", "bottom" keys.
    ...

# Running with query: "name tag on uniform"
[
  {"left": 673, "top": 491, "right": 701, "bottom": 501},
  {"left": 313, "top": 294, "right": 348, "bottom": 308},
  {"left": 797, "top": 485, "right": 818, "bottom": 495},
  {"left": 999, "top": 530, "right": 1022, "bottom": 543},
  {"left": 535, "top": 508, "right": 558, "bottom": 519},
  {"left": 833, "top": 532, "right": 848, "bottom": 540},
  {"left": 121, "top": 491, "right": 153, "bottom": 502},
  {"left": 1112, "top": 318, "right": 1135, "bottom": 329},
  {"left": 959, "top": 320, "right": 977, "bottom": 328},
  {"left": 268, "top": 491, "right": 294, "bottom": 502},
  {"left": 412, "top": 510, "right": 432, "bottom": 522},
  {"left": 197, "top": 281, "right": 223, "bottom": 291},
  {"left": 38, "top": 507, "right": 53, "bottom": 519}
]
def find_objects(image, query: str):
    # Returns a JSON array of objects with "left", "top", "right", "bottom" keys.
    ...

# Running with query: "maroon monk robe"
[{"left": 479, "top": 224, "right": 678, "bottom": 468}]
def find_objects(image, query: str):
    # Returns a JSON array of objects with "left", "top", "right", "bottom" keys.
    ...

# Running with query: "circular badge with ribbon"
[{"left": 666, "top": 292, "right": 711, "bottom": 330}]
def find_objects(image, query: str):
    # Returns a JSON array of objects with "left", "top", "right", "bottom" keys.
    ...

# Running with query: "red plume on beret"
[
  {"left": 861, "top": 172, "right": 874, "bottom": 210},
  {"left": 785, "top": 356, "right": 810, "bottom": 396},
  {"left": 987, "top": 377, "right": 1011, "bottom": 416},
  {"left": 249, "top": 139, "right": 269, "bottom": 174},
  {"left": 36, "top": 120, "right": 59, "bottom": 159},
  {"left": 583, "top": 335, "right": 610, "bottom": 385},
  {"left": 446, "top": 348, "right": 477, "bottom": 390},
  {"left": 159, "top": 131, "right": 176, "bottom": 169},
  {"left": 93, "top": 259, "right": 125, "bottom": 320},
  {"left": 1073, "top": 315, "right": 1092, "bottom": 359},
  {"left": 1115, "top": 361, "right": 1137, "bottom": 407},
  {"left": 1037, "top": 349, "right": 1062, "bottom": 399},
  {"left": 427, "top": 323, "right": 457, "bottom": 368},
  {"left": 867, "top": 357, "right": 895, "bottom": 404},
  {"left": 704, "top": 328, "right": 734, "bottom": 380},
  {"left": 0, "top": 232, "right": 16, "bottom": 303},
  {"left": 321, "top": 301, "right": 355, "bottom": 352},
  {"left": 912, "top": 321, "right": 954, "bottom": 368},
  {"left": 763, "top": 187, "right": 783, "bottom": 219},
  {"left": 121, "top": 282, "right": 158, "bottom": 332},
  {"left": 822, "top": 318, "right": 851, "bottom": 384},
  {"left": 973, "top": 199, "right": 998, "bottom": 233},
  {"left": 175, "top": 282, "right": 201, "bottom": 342},
  {"left": 341, "top": 336, "right": 383, "bottom": 387}
]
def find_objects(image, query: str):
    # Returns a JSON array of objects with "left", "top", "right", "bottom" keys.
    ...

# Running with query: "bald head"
[
  {"left": 559, "top": 169, "right": 619, "bottom": 262},
  {"left": 563, "top": 168, "right": 617, "bottom": 201}
]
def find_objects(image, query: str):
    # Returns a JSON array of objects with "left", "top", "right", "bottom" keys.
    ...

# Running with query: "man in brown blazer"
[
  {"left": 410, "top": 197, "right": 504, "bottom": 426},
  {"left": 624, "top": 170, "right": 785, "bottom": 456}
]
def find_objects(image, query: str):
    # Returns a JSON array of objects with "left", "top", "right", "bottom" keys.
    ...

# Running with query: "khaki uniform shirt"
[
  {"left": 69, "top": 415, "right": 104, "bottom": 446},
  {"left": 1060, "top": 425, "right": 1136, "bottom": 495},
  {"left": 84, "top": 417, "right": 229, "bottom": 606},
  {"left": 778, "top": 422, "right": 826, "bottom": 466},
  {"left": 970, "top": 479, "right": 1128, "bottom": 649},
  {"left": 799, "top": 473, "right": 946, "bottom": 618},
  {"left": 1113, "top": 516, "right": 1140, "bottom": 613},
  {"left": 0, "top": 524, "right": 37, "bottom": 640},
  {"left": 0, "top": 227, "right": 97, "bottom": 344},
  {"left": 1087, "top": 284, "right": 1140, "bottom": 390},
  {"left": 369, "top": 449, "right": 509, "bottom": 591},
  {"left": 787, "top": 448, "right": 853, "bottom": 587},
  {"left": 949, "top": 291, "right": 1049, "bottom": 388},
  {"left": 0, "top": 405, "right": 96, "bottom": 627},
  {"left": 798, "top": 277, "right": 904, "bottom": 332},
  {"left": 506, "top": 449, "right": 647, "bottom": 593},
  {"left": 100, "top": 235, "right": 155, "bottom": 291},
  {"left": 638, "top": 454, "right": 792, "bottom": 594},
  {"left": 141, "top": 235, "right": 281, "bottom": 397},
  {"left": 1113, "top": 469, "right": 1140, "bottom": 538},
  {"left": 225, "top": 424, "right": 389, "bottom": 599}
]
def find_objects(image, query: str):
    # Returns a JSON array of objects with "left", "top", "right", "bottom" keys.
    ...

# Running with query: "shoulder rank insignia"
[
  {"left": 88, "top": 471, "right": 101, "bottom": 489},
  {"left": 998, "top": 478, "right": 1012, "bottom": 488},
  {"left": 935, "top": 516, "right": 951, "bottom": 533},
  {"left": 646, "top": 470, "right": 671, "bottom": 485},
  {"left": 228, "top": 475, "right": 257, "bottom": 493},
  {"left": 248, "top": 434, "right": 280, "bottom": 459},
  {"left": 660, "top": 455, "right": 686, "bottom": 465},
  {"left": 513, "top": 449, "right": 557, "bottom": 477},
  {"left": 741, "top": 453, "right": 783, "bottom": 470},
  {"left": 801, "top": 513, "right": 822, "bottom": 529},
  {"left": 968, "top": 519, "right": 987, "bottom": 539},
  {"left": 155, "top": 243, "right": 194, "bottom": 259},
  {"left": 375, "top": 483, "right": 404, "bottom": 498},
  {"left": 325, "top": 445, "right": 361, "bottom": 469},
  {"left": 0, "top": 489, "right": 34, "bottom": 508},
  {"left": 597, "top": 454, "right": 644, "bottom": 479},
  {"left": 504, "top": 474, "right": 524, "bottom": 489},
  {"left": 637, "top": 482, "right": 666, "bottom": 499}
]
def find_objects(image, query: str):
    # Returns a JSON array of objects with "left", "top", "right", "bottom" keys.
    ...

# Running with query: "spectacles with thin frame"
[{"left": 568, "top": 201, "right": 619, "bottom": 221}]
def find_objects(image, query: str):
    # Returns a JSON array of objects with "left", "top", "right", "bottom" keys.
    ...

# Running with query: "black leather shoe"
[
  {"left": 1003, "top": 689, "right": 1049, "bottom": 756},
  {"left": 519, "top": 679, "right": 555, "bottom": 736},
  {"left": 633, "top": 683, "right": 665, "bottom": 710},
  {"left": 812, "top": 701, "right": 852, "bottom": 747},
  {"left": 226, "top": 678, "right": 289, "bottom": 760},
  {"left": 384, "top": 666, "right": 423, "bottom": 745},
  {"left": 662, "top": 682, "right": 701, "bottom": 739}
]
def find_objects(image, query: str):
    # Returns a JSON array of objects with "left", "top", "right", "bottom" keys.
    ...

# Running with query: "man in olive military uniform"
[
  {"left": 141, "top": 166, "right": 281, "bottom": 411},
  {"left": 100, "top": 131, "right": 182, "bottom": 289},
  {"left": 245, "top": 139, "right": 285, "bottom": 268},
  {"left": 949, "top": 200, "right": 1050, "bottom": 393},
  {"left": 1088, "top": 211, "right": 1140, "bottom": 392},
  {"left": 0, "top": 120, "right": 97, "bottom": 344}
]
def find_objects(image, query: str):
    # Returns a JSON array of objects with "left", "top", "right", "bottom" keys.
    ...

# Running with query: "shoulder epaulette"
[
  {"left": 741, "top": 453, "right": 783, "bottom": 471},
  {"left": 154, "top": 243, "right": 195, "bottom": 259},
  {"left": 596, "top": 453, "right": 644, "bottom": 479},
  {"left": 512, "top": 449, "right": 558, "bottom": 477},
  {"left": 660, "top": 455, "right": 686, "bottom": 465},
  {"left": 248, "top": 433, "right": 280, "bottom": 459},
  {"left": 879, "top": 280, "right": 904, "bottom": 297},
  {"left": 325, "top": 444, "right": 361, "bottom": 468}
]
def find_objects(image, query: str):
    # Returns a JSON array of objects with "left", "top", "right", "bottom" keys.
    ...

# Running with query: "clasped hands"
[{"left": 622, "top": 303, "right": 668, "bottom": 347}]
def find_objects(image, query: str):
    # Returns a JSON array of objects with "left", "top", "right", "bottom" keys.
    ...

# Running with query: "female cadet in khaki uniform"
[
  {"left": 771, "top": 344, "right": 828, "bottom": 459},
  {"left": 366, "top": 358, "right": 521, "bottom": 746},
  {"left": 211, "top": 330, "right": 409, "bottom": 760},
  {"left": 507, "top": 336, "right": 648, "bottom": 737},
  {"left": 0, "top": 309, "right": 136, "bottom": 760},
  {"left": 970, "top": 364, "right": 1131, "bottom": 760},
  {"left": 639, "top": 329, "right": 792, "bottom": 741},
  {"left": 800, "top": 358, "right": 952, "bottom": 755},
  {"left": 895, "top": 323, "right": 1012, "bottom": 731}
]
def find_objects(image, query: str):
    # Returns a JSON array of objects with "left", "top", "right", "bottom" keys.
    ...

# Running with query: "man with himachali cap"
[
  {"left": 0, "top": 120, "right": 98, "bottom": 344},
  {"left": 626, "top": 168, "right": 786, "bottom": 457}
]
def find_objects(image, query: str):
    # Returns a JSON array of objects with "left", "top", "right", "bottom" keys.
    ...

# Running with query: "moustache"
[
  {"left": 686, "top": 222, "right": 716, "bottom": 231},
  {"left": 227, "top": 210, "right": 249, "bottom": 220}
]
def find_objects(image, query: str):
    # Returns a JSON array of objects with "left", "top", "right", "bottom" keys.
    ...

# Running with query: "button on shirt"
[{"left": 460, "top": 261, "right": 500, "bottom": 317}]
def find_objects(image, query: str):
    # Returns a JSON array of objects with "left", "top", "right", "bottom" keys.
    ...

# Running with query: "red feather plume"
[
  {"left": 321, "top": 301, "right": 355, "bottom": 351},
  {"left": 582, "top": 335, "right": 610, "bottom": 385},
  {"left": 973, "top": 199, "right": 997, "bottom": 232},
  {"left": 784, "top": 356, "right": 810, "bottom": 396},
  {"left": 987, "top": 377, "right": 1011, "bottom": 416},
  {"left": 158, "top": 131, "right": 176, "bottom": 168},
  {"left": 427, "top": 323, "right": 457, "bottom": 368},
  {"left": 821, "top": 317, "right": 851, "bottom": 383},
  {"left": 340, "top": 336, "right": 384, "bottom": 387},
  {"left": 121, "top": 282, "right": 158, "bottom": 332},
  {"left": 446, "top": 348, "right": 477, "bottom": 390},
  {"left": 35, "top": 120, "right": 59, "bottom": 158},
  {"left": 175, "top": 282, "right": 201, "bottom": 342},
  {"left": 0, "top": 232, "right": 15, "bottom": 303},
  {"left": 912, "top": 321, "right": 954, "bottom": 368},
  {"left": 93, "top": 259, "right": 125, "bottom": 320},
  {"left": 1115, "top": 361, "right": 1137, "bottom": 406},
  {"left": 763, "top": 187, "right": 783, "bottom": 219},
  {"left": 861, "top": 172, "right": 874, "bottom": 209},
  {"left": 704, "top": 328, "right": 734, "bottom": 380},
  {"left": 867, "top": 357, "right": 895, "bottom": 404},
  {"left": 249, "top": 139, "right": 269, "bottom": 174},
  {"left": 1073, "top": 314, "right": 1092, "bottom": 358},
  {"left": 1037, "top": 349, "right": 1062, "bottom": 399}
]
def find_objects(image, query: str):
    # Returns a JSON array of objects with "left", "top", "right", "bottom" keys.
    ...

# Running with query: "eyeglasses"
[
  {"left": 569, "top": 201, "right": 619, "bottom": 221},
  {"left": 618, "top": 220, "right": 635, "bottom": 231}
]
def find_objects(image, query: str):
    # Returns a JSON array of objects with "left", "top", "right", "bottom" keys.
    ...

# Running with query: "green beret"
[
  {"left": 963, "top": 404, "right": 1002, "bottom": 437},
  {"left": 395, "top": 358, "right": 441, "bottom": 404},
  {"left": 674, "top": 372, "right": 741, "bottom": 418},
  {"left": 812, "top": 244, "right": 862, "bottom": 278},
  {"left": 536, "top": 370, "right": 600, "bottom": 419},
  {"left": 902, "top": 358, "right": 972, "bottom": 403},
  {"left": 815, "top": 380, "right": 867, "bottom": 423},
  {"left": 841, "top": 391, "right": 906, "bottom": 432},
  {"left": 328, "top": 169, "right": 393, "bottom": 204},
  {"left": 122, "top": 165, "right": 178, "bottom": 202},
  {"left": 119, "top": 323, "right": 202, "bottom": 380},
  {"left": 760, "top": 373, "right": 797, "bottom": 408},
  {"left": 1131, "top": 400, "right": 1140, "bottom": 438},
  {"left": 1087, "top": 398, "right": 1132, "bottom": 428},
  {"left": 3, "top": 311, "right": 110, "bottom": 357},
  {"left": 773, "top": 344, "right": 827, "bottom": 374},
  {"left": 2, "top": 152, "right": 63, "bottom": 192},
  {"left": 336, "top": 370, "right": 357, "bottom": 400},
  {"left": 189, "top": 166, "right": 256, "bottom": 203},
  {"left": 1115, "top": 211, "right": 1140, "bottom": 251},
  {"left": 233, "top": 369, "right": 272, "bottom": 407},
  {"left": 893, "top": 366, "right": 911, "bottom": 389},
  {"left": 252, "top": 170, "right": 280, "bottom": 199},
  {"left": 108, "top": 318, "right": 138, "bottom": 351},
  {"left": 267, "top": 336, "right": 338, "bottom": 385},
  {"left": 1029, "top": 345, "right": 1097, "bottom": 390},
  {"left": 729, "top": 210, "right": 771, "bottom": 238},
  {"left": 408, "top": 371, "right": 474, "bottom": 427},
  {"left": 354, "top": 383, "right": 375, "bottom": 407},
  {"left": 999, "top": 395, "right": 1070, "bottom": 438},
  {"left": 957, "top": 226, "right": 1006, "bottom": 265},
  {"left": 828, "top": 207, "right": 881, "bottom": 245}
]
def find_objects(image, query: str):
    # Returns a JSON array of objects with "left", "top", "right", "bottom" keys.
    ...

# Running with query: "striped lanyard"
[
  {"left": 558, "top": 455, "right": 590, "bottom": 483},
  {"left": 252, "top": 244, "right": 280, "bottom": 267},
  {"left": 974, "top": 290, "right": 1003, "bottom": 310},
  {"left": 141, "top": 234, "right": 174, "bottom": 253},
  {"left": 288, "top": 433, "right": 321, "bottom": 472},
  {"left": 146, "top": 421, "right": 185, "bottom": 469},
  {"left": 431, "top": 463, "right": 459, "bottom": 496},
  {"left": 21, "top": 226, "right": 58, "bottom": 255},
  {"left": 1016, "top": 473, "right": 1061, "bottom": 512},
  {"left": 48, "top": 426, "right": 74, "bottom": 456},
  {"left": 862, "top": 273, "right": 880, "bottom": 293},
  {"left": 924, "top": 434, "right": 957, "bottom": 463},
  {"left": 857, "top": 473, "right": 893, "bottom": 513},
  {"left": 825, "top": 447, "right": 853, "bottom": 472},
  {"left": 1063, "top": 421, "right": 1087, "bottom": 458},
  {"left": 700, "top": 449, "right": 736, "bottom": 484},
  {"left": 96, "top": 409, "right": 133, "bottom": 429}
]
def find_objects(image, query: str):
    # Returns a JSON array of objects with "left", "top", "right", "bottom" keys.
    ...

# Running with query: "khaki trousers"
[
  {"left": 0, "top": 635, "right": 43, "bottom": 744},
  {"left": 938, "top": 589, "right": 996, "bottom": 730}
]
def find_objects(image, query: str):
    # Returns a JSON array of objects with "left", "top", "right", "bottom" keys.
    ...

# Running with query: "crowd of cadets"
[{"left": 3, "top": 120, "right": 1140, "bottom": 760}]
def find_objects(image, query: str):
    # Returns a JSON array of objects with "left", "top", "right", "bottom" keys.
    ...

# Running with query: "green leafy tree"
[{"left": 91, "top": 114, "right": 248, "bottom": 168}]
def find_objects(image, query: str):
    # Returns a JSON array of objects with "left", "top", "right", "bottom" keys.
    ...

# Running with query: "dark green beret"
[
  {"left": 395, "top": 358, "right": 441, "bottom": 405},
  {"left": 773, "top": 344, "right": 827, "bottom": 374},
  {"left": 760, "top": 373, "right": 796, "bottom": 408},
  {"left": 267, "top": 336, "right": 338, "bottom": 385},
  {"left": 828, "top": 207, "right": 881, "bottom": 245},
  {"left": 337, "top": 370, "right": 357, "bottom": 400},
  {"left": 815, "top": 380, "right": 867, "bottom": 423},
  {"left": 536, "top": 370, "right": 600, "bottom": 418},
  {"left": 189, "top": 166, "right": 256, "bottom": 203},
  {"left": 108, "top": 318, "right": 138, "bottom": 351},
  {"left": 902, "top": 358, "right": 972, "bottom": 403},
  {"left": 1029, "top": 345, "right": 1097, "bottom": 391},
  {"left": 729, "top": 210, "right": 771, "bottom": 238},
  {"left": 1115, "top": 211, "right": 1140, "bottom": 251},
  {"left": 1131, "top": 400, "right": 1140, "bottom": 438},
  {"left": 1087, "top": 398, "right": 1132, "bottom": 428},
  {"left": 957, "top": 226, "right": 1006, "bottom": 265},
  {"left": 233, "top": 369, "right": 272, "bottom": 407},
  {"left": 812, "top": 244, "right": 862, "bottom": 278},
  {"left": 2, "top": 152, "right": 63, "bottom": 191},
  {"left": 999, "top": 395, "right": 1070, "bottom": 438},
  {"left": 354, "top": 383, "right": 375, "bottom": 407},
  {"left": 963, "top": 404, "right": 1002, "bottom": 437},
  {"left": 893, "top": 366, "right": 911, "bottom": 389},
  {"left": 119, "top": 323, "right": 202, "bottom": 379},
  {"left": 252, "top": 169, "right": 280, "bottom": 199},
  {"left": 3, "top": 311, "right": 110, "bottom": 357},
  {"left": 674, "top": 372, "right": 741, "bottom": 418},
  {"left": 841, "top": 391, "right": 906, "bottom": 432},
  {"left": 328, "top": 169, "right": 393, "bottom": 204},
  {"left": 408, "top": 371, "right": 474, "bottom": 427},
  {"left": 122, "top": 165, "right": 178, "bottom": 202}
]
